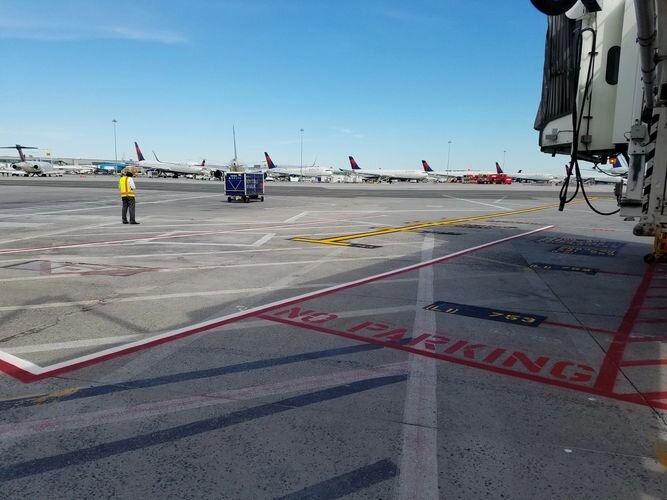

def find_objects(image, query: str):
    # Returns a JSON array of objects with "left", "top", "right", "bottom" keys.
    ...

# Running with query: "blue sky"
[{"left": 1, "top": 0, "right": 567, "bottom": 173}]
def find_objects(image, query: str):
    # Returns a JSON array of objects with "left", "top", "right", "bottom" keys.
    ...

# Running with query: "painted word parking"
[{"left": 260, "top": 307, "right": 597, "bottom": 387}]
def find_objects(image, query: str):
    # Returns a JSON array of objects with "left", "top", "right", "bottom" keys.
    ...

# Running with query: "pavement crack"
[{"left": 0, "top": 297, "right": 111, "bottom": 344}]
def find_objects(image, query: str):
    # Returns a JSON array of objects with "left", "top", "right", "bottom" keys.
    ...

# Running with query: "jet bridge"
[{"left": 531, "top": 0, "right": 667, "bottom": 261}]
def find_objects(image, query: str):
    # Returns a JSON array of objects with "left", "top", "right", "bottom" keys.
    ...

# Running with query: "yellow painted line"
[
  {"left": 291, "top": 202, "right": 564, "bottom": 246},
  {"left": 657, "top": 440, "right": 667, "bottom": 469},
  {"left": 0, "top": 386, "right": 83, "bottom": 406},
  {"left": 31, "top": 387, "right": 83, "bottom": 405}
]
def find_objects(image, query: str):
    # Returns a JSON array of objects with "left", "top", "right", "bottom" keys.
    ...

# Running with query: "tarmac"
[{"left": 0, "top": 176, "right": 665, "bottom": 499}]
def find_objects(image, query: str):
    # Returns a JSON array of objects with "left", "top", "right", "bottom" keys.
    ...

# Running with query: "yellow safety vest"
[{"left": 119, "top": 176, "right": 135, "bottom": 197}]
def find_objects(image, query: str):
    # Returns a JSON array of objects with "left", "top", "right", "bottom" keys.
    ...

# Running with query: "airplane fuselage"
[
  {"left": 514, "top": 173, "right": 555, "bottom": 183},
  {"left": 353, "top": 169, "right": 428, "bottom": 181},
  {"left": 268, "top": 167, "right": 333, "bottom": 178},
  {"left": 12, "top": 161, "right": 54, "bottom": 176},
  {"left": 136, "top": 160, "right": 209, "bottom": 177}
]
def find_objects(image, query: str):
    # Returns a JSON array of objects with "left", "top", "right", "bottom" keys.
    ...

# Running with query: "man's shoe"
[
  {"left": 123, "top": 221, "right": 129, "bottom": 224},
  {"left": 130, "top": 221, "right": 140, "bottom": 224}
]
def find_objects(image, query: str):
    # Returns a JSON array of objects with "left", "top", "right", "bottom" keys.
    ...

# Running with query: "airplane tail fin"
[
  {"left": 495, "top": 162, "right": 504, "bottom": 174},
  {"left": 1, "top": 145, "right": 37, "bottom": 162},
  {"left": 518, "top": 169, "right": 522, "bottom": 173},
  {"left": 201, "top": 159, "right": 206, "bottom": 167},
  {"left": 264, "top": 152, "right": 277, "bottom": 169},
  {"left": 421, "top": 160, "right": 434, "bottom": 172},
  {"left": 348, "top": 156, "right": 361, "bottom": 170},
  {"left": 134, "top": 142, "right": 145, "bottom": 162},
  {"left": 16, "top": 145, "right": 26, "bottom": 162}
]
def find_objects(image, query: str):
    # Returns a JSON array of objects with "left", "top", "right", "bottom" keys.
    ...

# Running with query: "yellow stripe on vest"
[{"left": 118, "top": 177, "right": 135, "bottom": 197}]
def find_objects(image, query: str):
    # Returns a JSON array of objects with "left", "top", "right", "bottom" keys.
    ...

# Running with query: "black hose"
[{"left": 559, "top": 25, "right": 620, "bottom": 216}]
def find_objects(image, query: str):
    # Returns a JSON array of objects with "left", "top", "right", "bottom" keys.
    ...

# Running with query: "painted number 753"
[{"left": 488, "top": 312, "right": 536, "bottom": 324}]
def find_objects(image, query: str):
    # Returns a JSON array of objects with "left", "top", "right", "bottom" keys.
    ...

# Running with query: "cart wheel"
[
  {"left": 644, "top": 253, "right": 656, "bottom": 264},
  {"left": 227, "top": 197, "right": 232, "bottom": 203},
  {"left": 243, "top": 196, "right": 249, "bottom": 203},
  {"left": 260, "top": 196, "right": 264, "bottom": 202}
]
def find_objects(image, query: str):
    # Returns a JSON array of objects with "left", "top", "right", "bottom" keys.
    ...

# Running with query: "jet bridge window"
[{"left": 605, "top": 46, "right": 621, "bottom": 85}]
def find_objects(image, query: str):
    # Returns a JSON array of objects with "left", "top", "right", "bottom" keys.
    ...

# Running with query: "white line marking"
[
  {"left": 0, "top": 222, "right": 368, "bottom": 255},
  {"left": 0, "top": 220, "right": 119, "bottom": 246},
  {"left": 442, "top": 194, "right": 510, "bottom": 210},
  {"left": 398, "top": 234, "right": 438, "bottom": 500},
  {"left": 3, "top": 335, "right": 142, "bottom": 354},
  {"left": 0, "top": 194, "right": 221, "bottom": 218},
  {"left": 252, "top": 233, "right": 275, "bottom": 247},
  {"left": 0, "top": 246, "right": 330, "bottom": 266},
  {"left": 0, "top": 225, "right": 553, "bottom": 377},
  {"left": 284, "top": 211, "right": 309, "bottom": 223},
  {"left": 0, "top": 254, "right": 409, "bottom": 292},
  {"left": 0, "top": 363, "right": 407, "bottom": 441}
]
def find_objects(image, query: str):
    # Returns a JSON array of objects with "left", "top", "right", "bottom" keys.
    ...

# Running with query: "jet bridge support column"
[
  {"left": 635, "top": 107, "right": 667, "bottom": 261},
  {"left": 620, "top": 120, "right": 649, "bottom": 216},
  {"left": 632, "top": 0, "right": 667, "bottom": 260}
]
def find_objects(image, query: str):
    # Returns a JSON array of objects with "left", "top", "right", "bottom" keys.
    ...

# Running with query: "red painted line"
[
  {"left": 259, "top": 314, "right": 667, "bottom": 411},
  {"left": 0, "top": 226, "right": 555, "bottom": 382},
  {"left": 542, "top": 320, "right": 616, "bottom": 336},
  {"left": 258, "top": 314, "right": 599, "bottom": 391},
  {"left": 0, "top": 311, "right": 263, "bottom": 383},
  {"left": 594, "top": 264, "right": 656, "bottom": 392},
  {"left": 633, "top": 391, "right": 667, "bottom": 401},
  {"left": 620, "top": 359, "right": 667, "bottom": 367},
  {"left": 627, "top": 336, "right": 667, "bottom": 343}
]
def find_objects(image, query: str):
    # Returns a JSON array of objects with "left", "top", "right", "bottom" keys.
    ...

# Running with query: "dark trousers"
[{"left": 121, "top": 197, "right": 136, "bottom": 223}]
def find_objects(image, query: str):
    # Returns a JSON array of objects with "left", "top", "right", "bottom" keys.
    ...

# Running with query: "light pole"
[
  {"left": 446, "top": 140, "right": 452, "bottom": 172},
  {"left": 503, "top": 149, "right": 507, "bottom": 170},
  {"left": 300, "top": 128, "right": 304, "bottom": 180},
  {"left": 112, "top": 119, "right": 118, "bottom": 172}
]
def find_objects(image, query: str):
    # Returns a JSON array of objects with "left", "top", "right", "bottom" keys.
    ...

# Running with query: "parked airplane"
[
  {"left": 347, "top": 156, "right": 428, "bottom": 182},
  {"left": 53, "top": 164, "right": 96, "bottom": 174},
  {"left": 513, "top": 168, "right": 555, "bottom": 183},
  {"left": 0, "top": 145, "right": 55, "bottom": 176},
  {"left": 264, "top": 152, "right": 332, "bottom": 179},
  {"left": 96, "top": 162, "right": 129, "bottom": 174},
  {"left": 421, "top": 160, "right": 454, "bottom": 180},
  {"left": 421, "top": 160, "right": 482, "bottom": 180},
  {"left": 595, "top": 154, "right": 629, "bottom": 176},
  {"left": 563, "top": 164, "right": 625, "bottom": 185},
  {"left": 132, "top": 142, "right": 210, "bottom": 178},
  {"left": 422, "top": 160, "right": 509, "bottom": 181},
  {"left": 580, "top": 170, "right": 625, "bottom": 184}
]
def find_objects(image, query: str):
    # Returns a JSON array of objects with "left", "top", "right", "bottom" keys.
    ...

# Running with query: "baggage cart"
[{"left": 225, "top": 172, "right": 265, "bottom": 203}]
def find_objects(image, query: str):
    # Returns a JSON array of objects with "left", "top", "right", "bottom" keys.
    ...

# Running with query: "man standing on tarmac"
[{"left": 119, "top": 170, "right": 139, "bottom": 224}]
